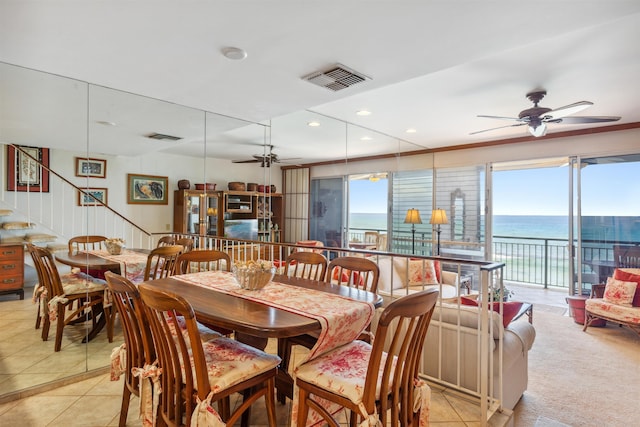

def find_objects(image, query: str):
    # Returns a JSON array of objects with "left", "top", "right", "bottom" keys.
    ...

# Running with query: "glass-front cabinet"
[{"left": 173, "top": 190, "right": 221, "bottom": 236}]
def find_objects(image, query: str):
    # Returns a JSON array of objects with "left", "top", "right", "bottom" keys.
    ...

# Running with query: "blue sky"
[{"left": 348, "top": 161, "right": 640, "bottom": 216}]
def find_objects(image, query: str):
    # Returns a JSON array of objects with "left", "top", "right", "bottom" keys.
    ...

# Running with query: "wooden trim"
[{"left": 281, "top": 121, "right": 640, "bottom": 170}]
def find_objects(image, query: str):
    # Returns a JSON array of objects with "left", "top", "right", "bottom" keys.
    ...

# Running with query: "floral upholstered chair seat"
[
  {"left": 183, "top": 336, "right": 281, "bottom": 393},
  {"left": 295, "top": 339, "right": 397, "bottom": 403}
]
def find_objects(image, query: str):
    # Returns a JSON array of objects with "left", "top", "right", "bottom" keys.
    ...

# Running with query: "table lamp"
[
  {"left": 429, "top": 208, "right": 448, "bottom": 255},
  {"left": 404, "top": 208, "right": 422, "bottom": 254}
]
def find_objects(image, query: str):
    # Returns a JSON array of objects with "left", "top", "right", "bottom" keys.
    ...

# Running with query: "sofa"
[
  {"left": 421, "top": 301, "right": 536, "bottom": 410},
  {"left": 584, "top": 267, "right": 640, "bottom": 336},
  {"left": 375, "top": 255, "right": 459, "bottom": 299}
]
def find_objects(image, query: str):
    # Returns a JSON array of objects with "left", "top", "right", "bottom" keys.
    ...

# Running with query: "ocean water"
[{"left": 349, "top": 213, "right": 640, "bottom": 244}]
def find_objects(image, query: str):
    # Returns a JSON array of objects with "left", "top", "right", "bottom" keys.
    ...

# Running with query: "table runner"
[
  {"left": 172, "top": 270, "right": 375, "bottom": 426},
  {"left": 86, "top": 250, "right": 148, "bottom": 283}
]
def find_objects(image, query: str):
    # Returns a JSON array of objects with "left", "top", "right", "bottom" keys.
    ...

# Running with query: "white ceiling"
[{"left": 1, "top": 1, "right": 639, "bottom": 164}]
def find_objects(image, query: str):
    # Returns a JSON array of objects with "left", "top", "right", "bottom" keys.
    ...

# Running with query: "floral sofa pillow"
[
  {"left": 603, "top": 276, "right": 637, "bottom": 307},
  {"left": 407, "top": 259, "right": 439, "bottom": 286}
]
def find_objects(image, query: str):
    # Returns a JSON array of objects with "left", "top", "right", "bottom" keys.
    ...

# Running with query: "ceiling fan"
[
  {"left": 231, "top": 145, "right": 300, "bottom": 167},
  {"left": 470, "top": 90, "right": 621, "bottom": 137}
]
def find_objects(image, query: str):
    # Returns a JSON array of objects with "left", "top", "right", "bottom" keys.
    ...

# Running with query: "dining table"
[{"left": 143, "top": 270, "right": 383, "bottom": 401}]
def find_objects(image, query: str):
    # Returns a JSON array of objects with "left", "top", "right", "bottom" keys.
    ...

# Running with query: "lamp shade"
[
  {"left": 404, "top": 208, "right": 422, "bottom": 225},
  {"left": 429, "top": 208, "right": 448, "bottom": 225}
]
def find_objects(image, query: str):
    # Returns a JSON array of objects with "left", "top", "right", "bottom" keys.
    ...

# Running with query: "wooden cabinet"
[
  {"left": 173, "top": 190, "right": 221, "bottom": 236},
  {"left": 0, "top": 244, "right": 24, "bottom": 300},
  {"left": 175, "top": 190, "right": 284, "bottom": 242}
]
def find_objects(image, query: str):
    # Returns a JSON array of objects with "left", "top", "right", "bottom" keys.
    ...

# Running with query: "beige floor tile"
[
  {"left": 86, "top": 375, "right": 125, "bottom": 396},
  {"left": 429, "top": 392, "right": 464, "bottom": 423},
  {"left": 40, "top": 376, "right": 103, "bottom": 396},
  {"left": 0, "top": 395, "right": 79, "bottom": 426},
  {"left": 444, "top": 393, "right": 482, "bottom": 422},
  {"left": 48, "top": 394, "right": 122, "bottom": 426}
]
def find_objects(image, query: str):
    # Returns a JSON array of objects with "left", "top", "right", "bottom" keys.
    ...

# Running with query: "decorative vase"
[{"left": 178, "top": 179, "right": 191, "bottom": 190}]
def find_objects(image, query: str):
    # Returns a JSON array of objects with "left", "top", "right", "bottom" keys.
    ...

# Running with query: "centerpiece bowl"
[{"left": 233, "top": 260, "right": 275, "bottom": 290}]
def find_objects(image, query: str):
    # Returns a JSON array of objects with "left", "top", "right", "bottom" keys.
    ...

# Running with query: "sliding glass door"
[{"left": 309, "top": 177, "right": 345, "bottom": 248}]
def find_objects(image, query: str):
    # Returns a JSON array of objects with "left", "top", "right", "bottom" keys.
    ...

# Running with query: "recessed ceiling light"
[
  {"left": 96, "top": 120, "right": 116, "bottom": 126},
  {"left": 361, "top": 136, "right": 372, "bottom": 141},
  {"left": 307, "top": 121, "right": 320, "bottom": 127},
  {"left": 221, "top": 46, "right": 247, "bottom": 60},
  {"left": 356, "top": 110, "right": 371, "bottom": 116},
  {"left": 406, "top": 128, "right": 417, "bottom": 133}
]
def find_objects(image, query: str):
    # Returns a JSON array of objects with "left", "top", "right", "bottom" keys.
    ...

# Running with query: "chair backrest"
[
  {"left": 104, "top": 272, "right": 155, "bottom": 392},
  {"left": 144, "top": 245, "right": 183, "bottom": 281},
  {"left": 68, "top": 235, "right": 107, "bottom": 253},
  {"left": 27, "top": 243, "right": 65, "bottom": 298},
  {"left": 376, "top": 233, "right": 388, "bottom": 252},
  {"left": 138, "top": 283, "right": 210, "bottom": 426},
  {"left": 327, "top": 256, "right": 380, "bottom": 293},
  {"left": 284, "top": 251, "right": 328, "bottom": 281},
  {"left": 363, "top": 289, "right": 439, "bottom": 426},
  {"left": 157, "top": 235, "right": 176, "bottom": 247},
  {"left": 364, "top": 231, "right": 379, "bottom": 244},
  {"left": 613, "top": 244, "right": 640, "bottom": 268},
  {"left": 175, "top": 237, "right": 195, "bottom": 253},
  {"left": 176, "top": 249, "right": 231, "bottom": 274}
]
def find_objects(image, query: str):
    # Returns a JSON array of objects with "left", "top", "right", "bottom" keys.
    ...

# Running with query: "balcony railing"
[{"left": 349, "top": 228, "right": 630, "bottom": 289}]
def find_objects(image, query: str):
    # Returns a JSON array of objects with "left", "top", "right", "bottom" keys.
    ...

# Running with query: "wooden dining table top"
[
  {"left": 144, "top": 272, "right": 383, "bottom": 339},
  {"left": 54, "top": 249, "right": 149, "bottom": 271}
]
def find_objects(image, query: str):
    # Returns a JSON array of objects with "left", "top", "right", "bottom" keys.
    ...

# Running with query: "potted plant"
[{"left": 490, "top": 284, "right": 513, "bottom": 302}]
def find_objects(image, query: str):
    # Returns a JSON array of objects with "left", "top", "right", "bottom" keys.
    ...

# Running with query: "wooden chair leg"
[
  {"left": 54, "top": 305, "right": 65, "bottom": 352},
  {"left": 119, "top": 384, "right": 132, "bottom": 427},
  {"left": 265, "top": 377, "right": 277, "bottom": 427},
  {"left": 297, "top": 386, "right": 310, "bottom": 427}
]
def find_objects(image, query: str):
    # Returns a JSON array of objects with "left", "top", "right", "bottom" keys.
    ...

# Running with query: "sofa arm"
[{"left": 441, "top": 270, "right": 458, "bottom": 286}]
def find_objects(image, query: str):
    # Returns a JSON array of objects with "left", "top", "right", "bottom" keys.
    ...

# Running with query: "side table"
[{"left": 566, "top": 295, "right": 606, "bottom": 326}]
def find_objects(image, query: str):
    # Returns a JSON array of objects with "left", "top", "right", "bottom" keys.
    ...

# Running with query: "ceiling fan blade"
[
  {"left": 542, "top": 101, "right": 592, "bottom": 121},
  {"left": 232, "top": 159, "right": 261, "bottom": 164},
  {"left": 553, "top": 115, "right": 621, "bottom": 124},
  {"left": 477, "top": 115, "right": 523, "bottom": 121},
  {"left": 469, "top": 123, "right": 527, "bottom": 135}
]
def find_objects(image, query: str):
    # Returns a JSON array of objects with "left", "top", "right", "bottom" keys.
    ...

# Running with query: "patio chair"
[{"left": 295, "top": 288, "right": 439, "bottom": 427}]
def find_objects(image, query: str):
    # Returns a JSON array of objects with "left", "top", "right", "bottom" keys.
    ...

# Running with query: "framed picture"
[
  {"left": 6, "top": 145, "right": 50, "bottom": 192},
  {"left": 78, "top": 188, "right": 108, "bottom": 206},
  {"left": 127, "top": 173, "right": 168, "bottom": 204},
  {"left": 75, "top": 157, "right": 107, "bottom": 178}
]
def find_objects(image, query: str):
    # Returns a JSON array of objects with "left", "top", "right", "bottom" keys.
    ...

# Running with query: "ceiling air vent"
[
  {"left": 302, "top": 63, "right": 370, "bottom": 92},
  {"left": 146, "top": 132, "right": 182, "bottom": 141}
]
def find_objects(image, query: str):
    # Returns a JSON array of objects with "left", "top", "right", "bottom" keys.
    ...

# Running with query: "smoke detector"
[{"left": 302, "top": 63, "right": 370, "bottom": 92}]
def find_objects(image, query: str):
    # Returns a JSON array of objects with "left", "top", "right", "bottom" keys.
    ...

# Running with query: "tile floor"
[{"left": 0, "top": 267, "right": 543, "bottom": 426}]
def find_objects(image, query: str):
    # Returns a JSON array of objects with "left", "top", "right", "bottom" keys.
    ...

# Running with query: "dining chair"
[
  {"left": 27, "top": 244, "right": 108, "bottom": 351},
  {"left": 175, "top": 237, "right": 195, "bottom": 253},
  {"left": 67, "top": 235, "right": 108, "bottom": 253},
  {"left": 295, "top": 288, "right": 439, "bottom": 427},
  {"left": 283, "top": 251, "right": 328, "bottom": 281},
  {"left": 104, "top": 271, "right": 155, "bottom": 427},
  {"left": 327, "top": 256, "right": 380, "bottom": 293},
  {"left": 176, "top": 249, "right": 231, "bottom": 274},
  {"left": 156, "top": 235, "right": 176, "bottom": 247},
  {"left": 105, "top": 271, "right": 225, "bottom": 426},
  {"left": 143, "top": 244, "right": 183, "bottom": 281},
  {"left": 138, "top": 283, "right": 281, "bottom": 427}
]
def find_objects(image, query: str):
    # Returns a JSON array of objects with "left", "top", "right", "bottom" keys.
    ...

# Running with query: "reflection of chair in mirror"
[
  {"left": 104, "top": 271, "right": 154, "bottom": 427},
  {"left": 376, "top": 233, "right": 388, "bottom": 251},
  {"left": 175, "top": 237, "right": 195, "bottom": 253},
  {"left": 363, "top": 231, "right": 379, "bottom": 249},
  {"left": 138, "top": 284, "right": 280, "bottom": 427},
  {"left": 28, "top": 244, "right": 107, "bottom": 351},
  {"left": 143, "top": 245, "right": 183, "bottom": 280},
  {"left": 177, "top": 249, "right": 231, "bottom": 274},
  {"left": 68, "top": 235, "right": 107, "bottom": 253},
  {"left": 613, "top": 244, "right": 640, "bottom": 268},
  {"left": 156, "top": 235, "right": 175, "bottom": 247},
  {"left": 295, "top": 289, "right": 439, "bottom": 427}
]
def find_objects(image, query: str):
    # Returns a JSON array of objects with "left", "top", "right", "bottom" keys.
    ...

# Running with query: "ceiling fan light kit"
[{"left": 471, "top": 90, "right": 621, "bottom": 137}]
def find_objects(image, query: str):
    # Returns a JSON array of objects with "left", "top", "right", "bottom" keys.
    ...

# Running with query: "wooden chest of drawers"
[{"left": 0, "top": 243, "right": 24, "bottom": 300}]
